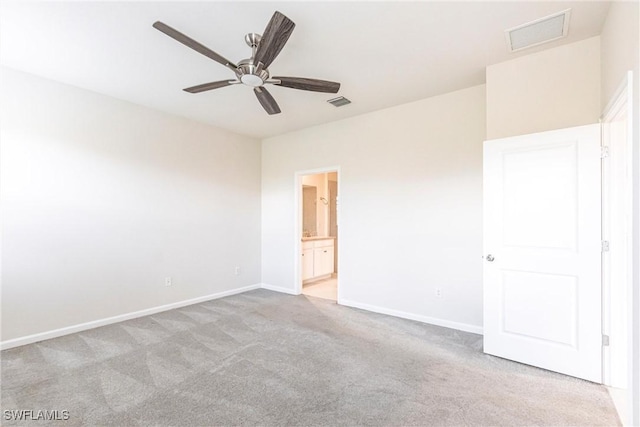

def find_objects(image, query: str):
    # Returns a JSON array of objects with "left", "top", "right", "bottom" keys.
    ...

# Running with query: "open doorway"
[{"left": 298, "top": 170, "right": 338, "bottom": 301}]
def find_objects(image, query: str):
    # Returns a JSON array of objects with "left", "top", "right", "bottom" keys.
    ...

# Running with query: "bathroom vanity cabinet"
[{"left": 301, "top": 238, "right": 335, "bottom": 282}]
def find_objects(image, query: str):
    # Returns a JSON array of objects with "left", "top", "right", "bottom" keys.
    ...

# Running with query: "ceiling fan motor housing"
[
  {"left": 153, "top": 11, "right": 340, "bottom": 115},
  {"left": 236, "top": 58, "right": 270, "bottom": 87}
]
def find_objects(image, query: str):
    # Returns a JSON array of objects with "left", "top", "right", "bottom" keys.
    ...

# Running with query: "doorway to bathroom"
[{"left": 296, "top": 168, "right": 339, "bottom": 301}]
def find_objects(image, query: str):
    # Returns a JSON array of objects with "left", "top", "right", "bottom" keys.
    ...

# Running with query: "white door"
[{"left": 483, "top": 124, "right": 602, "bottom": 383}]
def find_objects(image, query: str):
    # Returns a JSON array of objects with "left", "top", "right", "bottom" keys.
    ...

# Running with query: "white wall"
[
  {"left": 262, "top": 85, "right": 486, "bottom": 332},
  {"left": 486, "top": 37, "right": 601, "bottom": 139},
  {"left": 0, "top": 67, "right": 262, "bottom": 342},
  {"left": 600, "top": 3, "right": 640, "bottom": 425}
]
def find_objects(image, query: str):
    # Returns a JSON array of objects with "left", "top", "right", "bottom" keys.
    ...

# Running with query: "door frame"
[
  {"left": 482, "top": 124, "right": 602, "bottom": 382},
  {"left": 293, "top": 166, "right": 341, "bottom": 299},
  {"left": 601, "top": 71, "right": 635, "bottom": 425}
]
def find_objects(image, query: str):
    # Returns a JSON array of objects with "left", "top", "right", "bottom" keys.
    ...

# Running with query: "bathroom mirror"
[{"left": 302, "top": 185, "right": 317, "bottom": 236}]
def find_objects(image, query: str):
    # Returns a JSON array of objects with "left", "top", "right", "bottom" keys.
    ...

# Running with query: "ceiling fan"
[{"left": 153, "top": 11, "right": 341, "bottom": 115}]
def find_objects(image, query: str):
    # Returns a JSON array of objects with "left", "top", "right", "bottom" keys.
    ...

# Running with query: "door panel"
[
  {"left": 325, "top": 247, "right": 335, "bottom": 275},
  {"left": 302, "top": 249, "right": 314, "bottom": 280},
  {"left": 483, "top": 124, "right": 601, "bottom": 383},
  {"left": 313, "top": 248, "right": 325, "bottom": 277},
  {"left": 502, "top": 270, "right": 577, "bottom": 347},
  {"left": 502, "top": 143, "right": 578, "bottom": 250},
  {"left": 313, "top": 246, "right": 334, "bottom": 277}
]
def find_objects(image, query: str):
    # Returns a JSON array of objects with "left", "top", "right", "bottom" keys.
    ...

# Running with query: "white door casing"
[
  {"left": 601, "top": 72, "right": 634, "bottom": 392},
  {"left": 483, "top": 124, "right": 602, "bottom": 383}
]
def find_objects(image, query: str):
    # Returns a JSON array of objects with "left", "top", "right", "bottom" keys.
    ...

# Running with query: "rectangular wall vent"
[
  {"left": 505, "top": 9, "right": 571, "bottom": 53},
  {"left": 327, "top": 96, "right": 351, "bottom": 107}
]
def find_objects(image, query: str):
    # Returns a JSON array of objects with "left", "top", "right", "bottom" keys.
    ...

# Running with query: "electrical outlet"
[
  {"left": 165, "top": 277, "right": 172, "bottom": 287},
  {"left": 235, "top": 266, "right": 240, "bottom": 276},
  {"left": 435, "top": 288, "right": 442, "bottom": 298}
]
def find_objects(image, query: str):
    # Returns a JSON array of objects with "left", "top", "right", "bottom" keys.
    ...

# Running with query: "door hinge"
[
  {"left": 601, "top": 240, "right": 610, "bottom": 252},
  {"left": 601, "top": 146, "right": 610, "bottom": 158},
  {"left": 602, "top": 334, "right": 610, "bottom": 346}
]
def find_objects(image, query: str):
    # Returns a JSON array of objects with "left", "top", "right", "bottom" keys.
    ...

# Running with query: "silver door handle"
[{"left": 486, "top": 254, "right": 495, "bottom": 262}]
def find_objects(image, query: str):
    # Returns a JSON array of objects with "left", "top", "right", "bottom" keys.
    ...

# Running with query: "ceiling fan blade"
[
  {"left": 273, "top": 77, "right": 340, "bottom": 93},
  {"left": 153, "top": 21, "right": 237, "bottom": 70},
  {"left": 254, "top": 11, "right": 295, "bottom": 68},
  {"left": 183, "top": 80, "right": 235, "bottom": 93},
  {"left": 254, "top": 87, "right": 281, "bottom": 115}
]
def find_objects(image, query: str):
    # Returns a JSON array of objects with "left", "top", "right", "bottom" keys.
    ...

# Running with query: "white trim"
[
  {"left": 259, "top": 286, "right": 483, "bottom": 335},
  {"left": 260, "top": 283, "right": 299, "bottom": 295},
  {"left": 602, "top": 72, "right": 633, "bottom": 120},
  {"left": 0, "top": 284, "right": 261, "bottom": 350},
  {"left": 340, "top": 298, "right": 484, "bottom": 335},
  {"left": 600, "top": 71, "right": 635, "bottom": 426}
]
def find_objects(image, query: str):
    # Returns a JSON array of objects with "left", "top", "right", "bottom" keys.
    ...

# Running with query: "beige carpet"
[{"left": 1, "top": 289, "right": 620, "bottom": 426}]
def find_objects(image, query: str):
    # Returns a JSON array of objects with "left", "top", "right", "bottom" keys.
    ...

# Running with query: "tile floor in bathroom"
[{"left": 302, "top": 275, "right": 337, "bottom": 301}]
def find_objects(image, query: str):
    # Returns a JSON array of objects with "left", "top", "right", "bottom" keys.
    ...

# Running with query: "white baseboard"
[
  {"left": 339, "top": 298, "right": 483, "bottom": 335},
  {"left": 260, "top": 283, "right": 299, "bottom": 295},
  {"left": 0, "top": 284, "right": 261, "bottom": 351}
]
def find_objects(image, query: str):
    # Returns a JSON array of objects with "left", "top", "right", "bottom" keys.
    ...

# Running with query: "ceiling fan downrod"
[{"left": 152, "top": 11, "right": 340, "bottom": 115}]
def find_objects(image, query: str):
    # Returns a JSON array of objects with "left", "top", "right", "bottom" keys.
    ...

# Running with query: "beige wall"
[
  {"left": 487, "top": 37, "right": 601, "bottom": 140},
  {"left": 601, "top": 2, "right": 640, "bottom": 107},
  {"left": 1, "top": 68, "right": 262, "bottom": 342},
  {"left": 262, "top": 85, "right": 486, "bottom": 331}
]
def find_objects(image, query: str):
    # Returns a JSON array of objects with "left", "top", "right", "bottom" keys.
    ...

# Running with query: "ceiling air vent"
[
  {"left": 505, "top": 9, "right": 571, "bottom": 53},
  {"left": 327, "top": 96, "right": 351, "bottom": 107}
]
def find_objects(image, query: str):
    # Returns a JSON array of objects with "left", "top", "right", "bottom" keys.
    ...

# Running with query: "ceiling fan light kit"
[{"left": 153, "top": 11, "right": 341, "bottom": 115}]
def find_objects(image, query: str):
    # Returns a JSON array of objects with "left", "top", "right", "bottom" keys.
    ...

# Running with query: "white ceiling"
[{"left": 0, "top": 1, "right": 610, "bottom": 139}]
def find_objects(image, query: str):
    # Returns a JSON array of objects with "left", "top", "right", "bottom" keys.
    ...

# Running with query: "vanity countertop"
[{"left": 301, "top": 236, "right": 336, "bottom": 241}]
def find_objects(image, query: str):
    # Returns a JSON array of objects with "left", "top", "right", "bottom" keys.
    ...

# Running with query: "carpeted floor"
[{"left": 1, "top": 289, "right": 620, "bottom": 426}]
